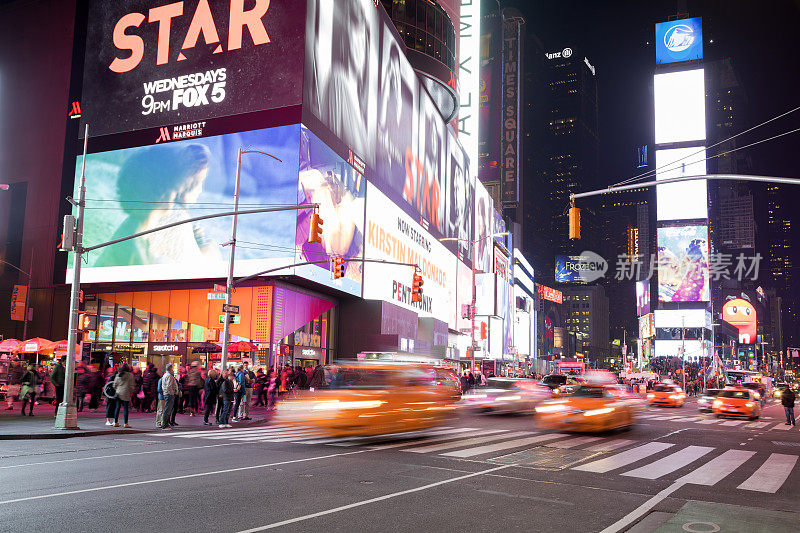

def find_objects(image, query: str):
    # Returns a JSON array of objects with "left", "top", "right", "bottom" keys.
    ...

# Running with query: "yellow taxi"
[
  {"left": 646, "top": 383, "right": 686, "bottom": 407},
  {"left": 712, "top": 387, "right": 760, "bottom": 419},
  {"left": 273, "top": 362, "right": 455, "bottom": 437},
  {"left": 535, "top": 384, "right": 643, "bottom": 433}
]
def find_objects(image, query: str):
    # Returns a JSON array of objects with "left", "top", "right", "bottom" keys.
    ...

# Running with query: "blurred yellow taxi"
[
  {"left": 273, "top": 362, "right": 455, "bottom": 436},
  {"left": 712, "top": 387, "right": 760, "bottom": 419},
  {"left": 646, "top": 383, "right": 686, "bottom": 407},
  {"left": 535, "top": 385, "right": 643, "bottom": 433}
]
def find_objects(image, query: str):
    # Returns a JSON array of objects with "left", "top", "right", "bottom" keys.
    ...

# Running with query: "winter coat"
[
  {"left": 204, "top": 375, "right": 219, "bottom": 402},
  {"left": 782, "top": 388, "right": 796, "bottom": 408},
  {"left": 133, "top": 371, "right": 143, "bottom": 394},
  {"left": 309, "top": 366, "right": 326, "bottom": 388},
  {"left": 187, "top": 368, "right": 203, "bottom": 388},
  {"left": 50, "top": 363, "right": 65, "bottom": 387},
  {"left": 218, "top": 377, "right": 234, "bottom": 401},
  {"left": 142, "top": 370, "right": 159, "bottom": 394},
  {"left": 113, "top": 371, "right": 136, "bottom": 402},
  {"left": 76, "top": 371, "right": 93, "bottom": 395}
]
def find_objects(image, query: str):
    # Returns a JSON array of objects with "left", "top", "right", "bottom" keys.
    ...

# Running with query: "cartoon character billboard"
[{"left": 722, "top": 296, "right": 757, "bottom": 344}]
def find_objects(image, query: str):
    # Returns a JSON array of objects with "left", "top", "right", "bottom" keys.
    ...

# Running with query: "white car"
[{"left": 460, "top": 378, "right": 552, "bottom": 414}]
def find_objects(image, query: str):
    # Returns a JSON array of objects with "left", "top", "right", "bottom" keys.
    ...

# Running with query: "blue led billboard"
[{"left": 655, "top": 18, "right": 703, "bottom": 64}]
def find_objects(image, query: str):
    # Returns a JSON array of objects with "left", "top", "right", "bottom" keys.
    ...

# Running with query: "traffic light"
[
  {"left": 568, "top": 206, "right": 580, "bottom": 240},
  {"left": 480, "top": 321, "right": 487, "bottom": 340},
  {"left": 60, "top": 215, "right": 76, "bottom": 251},
  {"left": 411, "top": 272, "right": 424, "bottom": 302},
  {"left": 308, "top": 213, "right": 323, "bottom": 243},
  {"left": 331, "top": 257, "right": 345, "bottom": 279}
]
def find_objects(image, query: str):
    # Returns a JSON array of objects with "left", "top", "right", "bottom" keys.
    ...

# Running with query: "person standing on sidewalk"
[
  {"left": 104, "top": 368, "right": 119, "bottom": 426},
  {"left": 4, "top": 361, "right": 23, "bottom": 411},
  {"left": 782, "top": 385, "right": 796, "bottom": 426},
  {"left": 20, "top": 363, "right": 39, "bottom": 416},
  {"left": 232, "top": 365, "right": 246, "bottom": 422},
  {"left": 160, "top": 365, "right": 179, "bottom": 430},
  {"left": 131, "top": 365, "right": 143, "bottom": 412},
  {"left": 112, "top": 364, "right": 136, "bottom": 428},
  {"left": 218, "top": 368, "right": 235, "bottom": 428},
  {"left": 202, "top": 369, "right": 219, "bottom": 426},
  {"left": 186, "top": 362, "right": 203, "bottom": 416},
  {"left": 50, "top": 356, "right": 66, "bottom": 414},
  {"left": 142, "top": 363, "right": 159, "bottom": 413},
  {"left": 238, "top": 361, "right": 255, "bottom": 420}
]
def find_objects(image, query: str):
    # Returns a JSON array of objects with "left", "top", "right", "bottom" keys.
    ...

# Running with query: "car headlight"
[
  {"left": 713, "top": 400, "right": 723, "bottom": 407},
  {"left": 746, "top": 402, "right": 754, "bottom": 407},
  {"left": 536, "top": 403, "right": 568, "bottom": 413},
  {"left": 467, "top": 394, "right": 487, "bottom": 399},
  {"left": 584, "top": 407, "right": 614, "bottom": 417},
  {"left": 496, "top": 395, "right": 522, "bottom": 401},
  {"left": 311, "top": 400, "right": 385, "bottom": 411},
  {"left": 647, "top": 393, "right": 654, "bottom": 399},
  {"left": 669, "top": 394, "right": 680, "bottom": 399}
]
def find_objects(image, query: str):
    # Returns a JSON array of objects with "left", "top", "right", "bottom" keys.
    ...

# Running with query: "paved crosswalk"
[
  {"left": 637, "top": 412, "right": 798, "bottom": 431},
  {"left": 150, "top": 424, "right": 800, "bottom": 494}
]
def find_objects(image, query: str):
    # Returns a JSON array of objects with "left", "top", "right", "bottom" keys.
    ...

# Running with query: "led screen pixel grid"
[{"left": 654, "top": 69, "right": 706, "bottom": 145}]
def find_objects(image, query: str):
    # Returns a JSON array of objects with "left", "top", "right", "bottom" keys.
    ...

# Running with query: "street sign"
[
  {"left": 218, "top": 314, "right": 241, "bottom": 324},
  {"left": 213, "top": 283, "right": 226, "bottom": 293},
  {"left": 207, "top": 292, "right": 226, "bottom": 300},
  {"left": 222, "top": 304, "right": 240, "bottom": 314}
]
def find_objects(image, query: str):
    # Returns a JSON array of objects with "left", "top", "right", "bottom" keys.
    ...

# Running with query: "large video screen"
[
  {"left": 303, "top": 0, "right": 474, "bottom": 261},
  {"left": 362, "top": 183, "right": 457, "bottom": 327},
  {"left": 656, "top": 148, "right": 708, "bottom": 221},
  {"left": 657, "top": 225, "right": 710, "bottom": 302},
  {"left": 655, "top": 18, "right": 703, "bottom": 65},
  {"left": 80, "top": 0, "right": 306, "bottom": 138},
  {"left": 636, "top": 280, "right": 650, "bottom": 316},
  {"left": 475, "top": 180, "right": 493, "bottom": 273},
  {"left": 654, "top": 69, "right": 706, "bottom": 145}
]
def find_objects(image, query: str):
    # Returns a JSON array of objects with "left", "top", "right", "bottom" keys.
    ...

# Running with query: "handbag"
[{"left": 137, "top": 389, "right": 145, "bottom": 399}]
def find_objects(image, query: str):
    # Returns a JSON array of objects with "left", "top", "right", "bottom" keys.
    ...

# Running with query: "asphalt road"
[{"left": 0, "top": 397, "right": 798, "bottom": 533}]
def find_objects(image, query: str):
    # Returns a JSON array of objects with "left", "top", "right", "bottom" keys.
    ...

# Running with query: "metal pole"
[
  {"left": 220, "top": 147, "right": 243, "bottom": 372},
  {"left": 55, "top": 124, "right": 88, "bottom": 430},
  {"left": 22, "top": 248, "right": 32, "bottom": 340},
  {"left": 682, "top": 317, "right": 686, "bottom": 392},
  {"left": 471, "top": 238, "right": 477, "bottom": 375}
]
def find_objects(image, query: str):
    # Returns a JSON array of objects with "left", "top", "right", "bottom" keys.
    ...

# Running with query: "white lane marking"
[
  {"left": 228, "top": 431, "right": 326, "bottom": 442},
  {"left": 544, "top": 436, "right": 603, "bottom": 449},
  {"left": 737, "top": 453, "right": 799, "bottom": 493},
  {"left": 200, "top": 429, "right": 322, "bottom": 440},
  {"left": 379, "top": 429, "right": 509, "bottom": 451},
  {"left": 0, "top": 442, "right": 245, "bottom": 470},
  {"left": 442, "top": 433, "right": 568, "bottom": 458},
  {"left": 235, "top": 463, "right": 515, "bottom": 532},
  {"left": 636, "top": 415, "right": 659, "bottom": 419},
  {"left": 599, "top": 481, "right": 686, "bottom": 533},
  {"left": 745, "top": 421, "right": 771, "bottom": 429},
  {"left": 0, "top": 450, "right": 369, "bottom": 506},
  {"left": 770, "top": 423, "right": 795, "bottom": 431},
  {"left": 622, "top": 446, "right": 715, "bottom": 479},
  {"left": 720, "top": 420, "right": 746, "bottom": 427},
  {"left": 402, "top": 431, "right": 532, "bottom": 454},
  {"left": 572, "top": 442, "right": 674, "bottom": 474},
  {"left": 696, "top": 419, "right": 720, "bottom": 425},
  {"left": 678, "top": 449, "right": 756, "bottom": 486},
  {"left": 367, "top": 428, "right": 479, "bottom": 449},
  {"left": 673, "top": 417, "right": 702, "bottom": 422},
  {"left": 148, "top": 426, "right": 299, "bottom": 438},
  {"left": 584, "top": 439, "right": 636, "bottom": 453}
]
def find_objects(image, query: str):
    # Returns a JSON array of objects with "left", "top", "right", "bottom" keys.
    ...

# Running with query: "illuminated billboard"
[
  {"left": 79, "top": 0, "right": 306, "bottom": 139},
  {"left": 654, "top": 69, "right": 706, "bottom": 144},
  {"left": 303, "top": 0, "right": 474, "bottom": 260},
  {"left": 655, "top": 18, "right": 703, "bottom": 64},
  {"left": 459, "top": 0, "right": 481, "bottom": 182},
  {"left": 722, "top": 297, "right": 757, "bottom": 344},
  {"left": 636, "top": 280, "right": 650, "bottom": 316},
  {"left": 555, "top": 252, "right": 608, "bottom": 284},
  {"left": 655, "top": 147, "right": 708, "bottom": 221},
  {"left": 362, "top": 182, "right": 456, "bottom": 326},
  {"left": 654, "top": 309, "right": 708, "bottom": 329},
  {"left": 657, "top": 225, "right": 710, "bottom": 302},
  {"left": 475, "top": 181, "right": 493, "bottom": 273},
  {"left": 639, "top": 313, "right": 655, "bottom": 339},
  {"left": 538, "top": 285, "right": 563, "bottom": 304}
]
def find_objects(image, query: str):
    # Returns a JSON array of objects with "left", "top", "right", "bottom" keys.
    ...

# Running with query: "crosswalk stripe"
[
  {"left": 572, "top": 442, "right": 674, "bottom": 473},
  {"left": 696, "top": 419, "right": 720, "bottom": 425},
  {"left": 154, "top": 426, "right": 299, "bottom": 438},
  {"left": 229, "top": 431, "right": 325, "bottom": 442},
  {"left": 649, "top": 416, "right": 679, "bottom": 421},
  {"left": 584, "top": 439, "right": 636, "bottom": 452},
  {"left": 403, "top": 431, "right": 532, "bottom": 454},
  {"left": 200, "top": 429, "right": 319, "bottom": 440},
  {"left": 545, "top": 436, "right": 603, "bottom": 449},
  {"left": 737, "top": 453, "right": 799, "bottom": 493},
  {"left": 678, "top": 449, "right": 756, "bottom": 486},
  {"left": 745, "top": 421, "right": 771, "bottom": 429},
  {"left": 673, "top": 417, "right": 702, "bottom": 422},
  {"left": 295, "top": 427, "right": 473, "bottom": 446},
  {"left": 770, "top": 423, "right": 795, "bottom": 431},
  {"left": 720, "top": 420, "right": 747, "bottom": 426},
  {"left": 367, "top": 428, "right": 482, "bottom": 450},
  {"left": 442, "top": 433, "right": 568, "bottom": 458},
  {"left": 637, "top": 415, "right": 659, "bottom": 419},
  {"left": 622, "top": 446, "right": 714, "bottom": 479}
]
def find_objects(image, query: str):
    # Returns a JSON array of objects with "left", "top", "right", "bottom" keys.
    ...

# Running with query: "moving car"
[
  {"left": 460, "top": 377, "right": 551, "bottom": 414},
  {"left": 273, "top": 362, "right": 455, "bottom": 437},
  {"left": 697, "top": 388, "right": 722, "bottom": 412},
  {"left": 541, "top": 374, "right": 584, "bottom": 395},
  {"left": 712, "top": 388, "right": 760, "bottom": 419},
  {"left": 647, "top": 383, "right": 685, "bottom": 407},
  {"left": 535, "top": 384, "right": 643, "bottom": 433}
]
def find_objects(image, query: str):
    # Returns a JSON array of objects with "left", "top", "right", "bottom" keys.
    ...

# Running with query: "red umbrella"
[
  {"left": 0, "top": 338, "right": 21, "bottom": 352},
  {"left": 12, "top": 337, "right": 54, "bottom": 354},
  {"left": 229, "top": 341, "right": 258, "bottom": 352}
]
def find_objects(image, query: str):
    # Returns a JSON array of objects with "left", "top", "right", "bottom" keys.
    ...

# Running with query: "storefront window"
[
  {"left": 83, "top": 300, "right": 99, "bottom": 341},
  {"left": 149, "top": 313, "right": 170, "bottom": 343},
  {"left": 115, "top": 305, "right": 133, "bottom": 345},
  {"left": 132, "top": 308, "right": 149, "bottom": 343},
  {"left": 170, "top": 319, "right": 188, "bottom": 342},
  {"left": 97, "top": 300, "right": 115, "bottom": 342},
  {"left": 190, "top": 324, "right": 206, "bottom": 343}
]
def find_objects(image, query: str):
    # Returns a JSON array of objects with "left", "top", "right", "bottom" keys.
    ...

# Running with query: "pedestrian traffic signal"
[
  {"left": 568, "top": 206, "right": 580, "bottom": 240},
  {"left": 331, "top": 257, "right": 345, "bottom": 279},
  {"left": 411, "top": 272, "right": 424, "bottom": 302},
  {"left": 308, "top": 213, "right": 323, "bottom": 243},
  {"left": 480, "top": 321, "right": 487, "bottom": 340}
]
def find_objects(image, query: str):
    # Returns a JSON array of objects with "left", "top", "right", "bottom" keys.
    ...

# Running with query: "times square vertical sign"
[{"left": 501, "top": 17, "right": 522, "bottom": 204}]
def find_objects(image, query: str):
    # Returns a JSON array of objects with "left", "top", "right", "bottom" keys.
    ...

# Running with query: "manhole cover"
[{"left": 490, "top": 447, "right": 601, "bottom": 469}]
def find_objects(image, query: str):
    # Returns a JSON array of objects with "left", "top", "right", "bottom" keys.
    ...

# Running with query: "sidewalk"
[{"left": 0, "top": 400, "right": 271, "bottom": 440}]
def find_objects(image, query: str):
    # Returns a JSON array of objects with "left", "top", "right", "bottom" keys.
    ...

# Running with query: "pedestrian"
[
  {"left": 131, "top": 365, "right": 143, "bottom": 412},
  {"left": 4, "top": 361, "right": 23, "bottom": 411},
  {"left": 76, "top": 365, "right": 93, "bottom": 412},
  {"left": 253, "top": 368, "right": 267, "bottom": 406},
  {"left": 293, "top": 365, "right": 308, "bottom": 390},
  {"left": 111, "top": 364, "right": 135, "bottom": 428},
  {"left": 203, "top": 369, "right": 219, "bottom": 426},
  {"left": 232, "top": 365, "right": 246, "bottom": 421},
  {"left": 468, "top": 372, "right": 476, "bottom": 389},
  {"left": 782, "top": 385, "right": 795, "bottom": 426},
  {"left": 238, "top": 361, "right": 255, "bottom": 420},
  {"left": 50, "top": 356, "right": 66, "bottom": 413},
  {"left": 309, "top": 364, "right": 326, "bottom": 390},
  {"left": 266, "top": 368, "right": 278, "bottom": 410},
  {"left": 103, "top": 367, "right": 119, "bottom": 426},
  {"left": 142, "top": 363, "right": 159, "bottom": 413},
  {"left": 19, "top": 363, "right": 39, "bottom": 416},
  {"left": 460, "top": 371, "right": 469, "bottom": 394},
  {"left": 218, "top": 368, "right": 235, "bottom": 428},
  {"left": 186, "top": 362, "right": 203, "bottom": 416},
  {"left": 160, "top": 364, "right": 179, "bottom": 430}
]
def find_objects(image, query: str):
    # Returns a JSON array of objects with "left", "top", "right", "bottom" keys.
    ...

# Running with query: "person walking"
[
  {"left": 293, "top": 366, "right": 308, "bottom": 390},
  {"left": 142, "top": 363, "right": 159, "bottom": 413},
  {"left": 202, "top": 369, "right": 219, "bottom": 426},
  {"left": 75, "top": 365, "right": 93, "bottom": 412},
  {"left": 238, "top": 362, "right": 255, "bottom": 420},
  {"left": 103, "top": 368, "right": 119, "bottom": 426},
  {"left": 186, "top": 362, "right": 203, "bottom": 416},
  {"left": 4, "top": 361, "right": 23, "bottom": 411},
  {"left": 131, "top": 365, "right": 143, "bottom": 412},
  {"left": 309, "top": 364, "right": 326, "bottom": 390},
  {"left": 50, "top": 356, "right": 66, "bottom": 414},
  {"left": 232, "top": 365, "right": 246, "bottom": 422},
  {"left": 266, "top": 368, "right": 278, "bottom": 411},
  {"left": 781, "top": 385, "right": 796, "bottom": 426},
  {"left": 112, "top": 364, "right": 136, "bottom": 428},
  {"left": 460, "top": 371, "right": 469, "bottom": 394},
  {"left": 160, "top": 365, "right": 179, "bottom": 430},
  {"left": 19, "top": 363, "right": 39, "bottom": 416},
  {"left": 218, "top": 368, "right": 234, "bottom": 428},
  {"left": 253, "top": 368, "right": 267, "bottom": 407}
]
